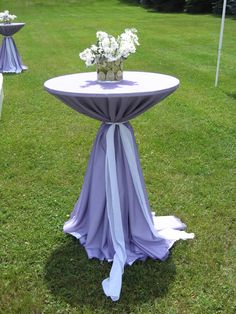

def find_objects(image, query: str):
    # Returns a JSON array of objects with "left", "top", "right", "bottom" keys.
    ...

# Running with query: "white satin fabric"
[{"left": 103, "top": 123, "right": 194, "bottom": 301}]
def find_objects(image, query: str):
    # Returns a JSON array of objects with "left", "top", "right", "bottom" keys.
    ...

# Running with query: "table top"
[
  {"left": 44, "top": 71, "right": 179, "bottom": 122},
  {"left": 0, "top": 23, "right": 25, "bottom": 27},
  {"left": 44, "top": 71, "right": 179, "bottom": 98},
  {"left": 0, "top": 23, "right": 25, "bottom": 36}
]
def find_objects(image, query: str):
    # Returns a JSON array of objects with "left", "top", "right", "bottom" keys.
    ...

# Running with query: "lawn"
[{"left": 0, "top": 0, "right": 235, "bottom": 313}]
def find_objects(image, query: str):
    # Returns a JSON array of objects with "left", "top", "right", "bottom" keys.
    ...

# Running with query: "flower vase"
[{"left": 96, "top": 59, "right": 123, "bottom": 82}]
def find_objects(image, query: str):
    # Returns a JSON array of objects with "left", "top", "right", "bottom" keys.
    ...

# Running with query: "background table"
[
  {"left": 0, "top": 73, "right": 3, "bottom": 118},
  {"left": 44, "top": 71, "right": 194, "bottom": 301},
  {"left": 0, "top": 23, "right": 27, "bottom": 73}
]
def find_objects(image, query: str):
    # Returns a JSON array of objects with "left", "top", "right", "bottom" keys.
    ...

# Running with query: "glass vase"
[{"left": 96, "top": 58, "right": 123, "bottom": 82}]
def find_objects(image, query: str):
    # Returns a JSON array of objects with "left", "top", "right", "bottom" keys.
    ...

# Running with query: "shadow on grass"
[
  {"left": 225, "top": 92, "right": 236, "bottom": 100},
  {"left": 1, "top": 71, "right": 28, "bottom": 77},
  {"left": 44, "top": 238, "right": 176, "bottom": 311},
  {"left": 118, "top": 0, "right": 140, "bottom": 6}
]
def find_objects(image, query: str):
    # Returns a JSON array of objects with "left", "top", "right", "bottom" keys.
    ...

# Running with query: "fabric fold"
[
  {"left": 0, "top": 37, "right": 26, "bottom": 73},
  {"left": 45, "top": 70, "right": 194, "bottom": 301},
  {"left": 63, "top": 122, "right": 194, "bottom": 301},
  {"left": 119, "top": 123, "right": 194, "bottom": 243}
]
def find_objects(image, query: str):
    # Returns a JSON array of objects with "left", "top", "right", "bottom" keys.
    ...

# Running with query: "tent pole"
[{"left": 215, "top": 0, "right": 227, "bottom": 87}]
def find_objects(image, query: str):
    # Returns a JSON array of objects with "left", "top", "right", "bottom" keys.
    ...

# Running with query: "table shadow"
[
  {"left": 81, "top": 79, "right": 138, "bottom": 90},
  {"left": 44, "top": 238, "right": 176, "bottom": 311},
  {"left": 0, "top": 71, "right": 27, "bottom": 76},
  {"left": 225, "top": 91, "right": 236, "bottom": 100}
]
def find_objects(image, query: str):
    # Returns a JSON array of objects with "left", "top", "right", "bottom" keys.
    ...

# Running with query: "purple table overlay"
[
  {"left": 44, "top": 71, "right": 194, "bottom": 301},
  {"left": 0, "top": 23, "right": 27, "bottom": 73}
]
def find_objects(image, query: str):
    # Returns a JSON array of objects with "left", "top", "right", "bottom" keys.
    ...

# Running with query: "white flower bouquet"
[
  {"left": 80, "top": 28, "right": 139, "bottom": 66},
  {"left": 0, "top": 10, "right": 17, "bottom": 24},
  {"left": 80, "top": 28, "right": 139, "bottom": 81}
]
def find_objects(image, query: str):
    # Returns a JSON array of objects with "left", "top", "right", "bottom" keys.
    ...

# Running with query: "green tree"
[
  {"left": 232, "top": 0, "right": 236, "bottom": 15},
  {"left": 186, "top": 0, "right": 213, "bottom": 13},
  {"left": 150, "top": 0, "right": 185, "bottom": 12},
  {"left": 212, "top": 0, "right": 236, "bottom": 15}
]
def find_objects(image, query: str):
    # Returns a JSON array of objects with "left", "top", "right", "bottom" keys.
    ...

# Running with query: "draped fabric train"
[
  {"left": 63, "top": 122, "right": 194, "bottom": 300},
  {"left": 0, "top": 37, "right": 26, "bottom": 73}
]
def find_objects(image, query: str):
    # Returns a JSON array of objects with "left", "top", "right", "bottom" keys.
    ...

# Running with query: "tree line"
[{"left": 139, "top": 0, "right": 236, "bottom": 16}]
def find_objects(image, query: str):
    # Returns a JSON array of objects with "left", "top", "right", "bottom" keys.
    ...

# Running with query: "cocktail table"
[
  {"left": 0, "top": 23, "right": 27, "bottom": 73},
  {"left": 44, "top": 71, "right": 194, "bottom": 301}
]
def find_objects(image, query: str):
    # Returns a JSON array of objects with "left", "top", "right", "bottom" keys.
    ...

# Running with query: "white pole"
[{"left": 215, "top": 0, "right": 227, "bottom": 87}]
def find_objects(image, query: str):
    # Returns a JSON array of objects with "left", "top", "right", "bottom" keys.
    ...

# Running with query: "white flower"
[
  {"left": 80, "top": 28, "right": 139, "bottom": 66},
  {"left": 100, "top": 37, "right": 110, "bottom": 49},
  {"left": 0, "top": 10, "right": 17, "bottom": 23},
  {"left": 124, "top": 28, "right": 139, "bottom": 46},
  {"left": 79, "top": 48, "right": 95, "bottom": 66},
  {"left": 96, "top": 31, "right": 108, "bottom": 40},
  {"left": 91, "top": 44, "right": 98, "bottom": 53},
  {"left": 119, "top": 41, "right": 136, "bottom": 58}
]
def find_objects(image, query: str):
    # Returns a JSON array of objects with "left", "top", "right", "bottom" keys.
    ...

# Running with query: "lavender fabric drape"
[
  {"left": 0, "top": 23, "right": 27, "bottom": 73},
  {"left": 0, "top": 23, "right": 25, "bottom": 36},
  {"left": 45, "top": 72, "right": 180, "bottom": 122},
  {"left": 63, "top": 122, "right": 192, "bottom": 260},
  {"left": 44, "top": 72, "right": 194, "bottom": 301}
]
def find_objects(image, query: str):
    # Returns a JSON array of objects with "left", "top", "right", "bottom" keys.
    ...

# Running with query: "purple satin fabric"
[
  {"left": 0, "top": 23, "right": 26, "bottom": 73},
  {"left": 44, "top": 72, "right": 185, "bottom": 263},
  {"left": 44, "top": 72, "right": 193, "bottom": 299},
  {"left": 0, "top": 37, "right": 25, "bottom": 73},
  {"left": 64, "top": 123, "right": 177, "bottom": 263},
  {"left": 0, "top": 23, "right": 25, "bottom": 36},
  {"left": 54, "top": 90, "right": 176, "bottom": 123}
]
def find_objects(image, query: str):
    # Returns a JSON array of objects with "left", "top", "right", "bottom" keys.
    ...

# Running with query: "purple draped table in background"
[
  {"left": 44, "top": 71, "right": 194, "bottom": 301},
  {"left": 0, "top": 23, "right": 27, "bottom": 73}
]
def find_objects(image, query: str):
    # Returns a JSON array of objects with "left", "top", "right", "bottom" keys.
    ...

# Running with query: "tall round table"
[
  {"left": 0, "top": 23, "right": 27, "bottom": 73},
  {"left": 44, "top": 71, "right": 194, "bottom": 301}
]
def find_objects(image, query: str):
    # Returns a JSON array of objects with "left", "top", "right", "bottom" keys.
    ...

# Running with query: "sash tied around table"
[
  {"left": 64, "top": 122, "right": 194, "bottom": 301},
  {"left": 105, "top": 123, "right": 194, "bottom": 300}
]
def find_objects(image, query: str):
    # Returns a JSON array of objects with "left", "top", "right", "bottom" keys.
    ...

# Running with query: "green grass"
[{"left": 0, "top": 0, "right": 236, "bottom": 313}]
